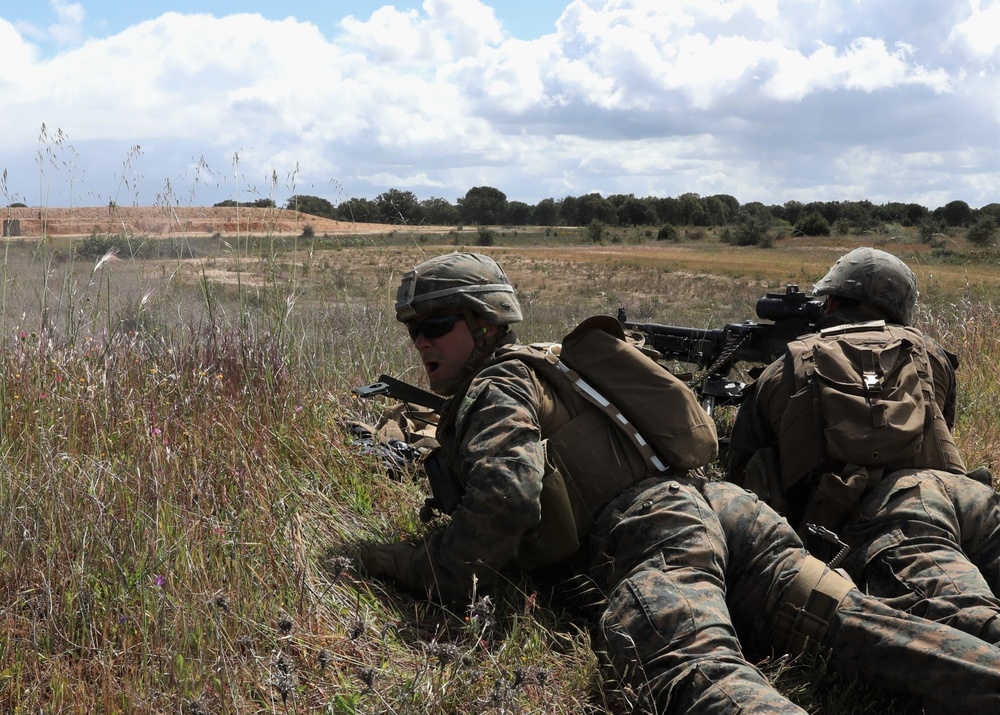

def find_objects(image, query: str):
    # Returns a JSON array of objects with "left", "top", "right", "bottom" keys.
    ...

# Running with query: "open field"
[
  {"left": 0, "top": 225, "right": 998, "bottom": 713},
  {"left": 2, "top": 205, "right": 456, "bottom": 239}
]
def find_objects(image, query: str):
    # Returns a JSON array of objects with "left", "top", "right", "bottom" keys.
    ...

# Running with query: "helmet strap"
[{"left": 457, "top": 308, "right": 512, "bottom": 383}]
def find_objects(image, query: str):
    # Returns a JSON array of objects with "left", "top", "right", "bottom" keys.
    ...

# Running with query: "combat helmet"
[
  {"left": 395, "top": 252, "right": 522, "bottom": 324},
  {"left": 813, "top": 247, "right": 918, "bottom": 325}
]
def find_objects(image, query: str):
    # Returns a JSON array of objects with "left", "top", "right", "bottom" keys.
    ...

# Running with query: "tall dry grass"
[{"left": 0, "top": 228, "right": 997, "bottom": 714}]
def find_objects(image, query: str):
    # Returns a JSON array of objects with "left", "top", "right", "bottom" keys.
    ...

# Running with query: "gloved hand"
[{"left": 358, "top": 542, "right": 420, "bottom": 586}]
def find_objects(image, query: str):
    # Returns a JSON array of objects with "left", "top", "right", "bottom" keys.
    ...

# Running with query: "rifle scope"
[{"left": 755, "top": 285, "right": 824, "bottom": 324}]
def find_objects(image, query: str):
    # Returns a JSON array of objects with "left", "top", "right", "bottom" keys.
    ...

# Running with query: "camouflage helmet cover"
[
  {"left": 395, "top": 252, "right": 523, "bottom": 324},
  {"left": 813, "top": 247, "right": 918, "bottom": 325}
]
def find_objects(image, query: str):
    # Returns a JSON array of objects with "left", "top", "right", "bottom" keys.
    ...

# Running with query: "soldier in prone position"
[
  {"left": 728, "top": 247, "right": 1000, "bottom": 645},
  {"left": 357, "top": 251, "right": 1000, "bottom": 714}
]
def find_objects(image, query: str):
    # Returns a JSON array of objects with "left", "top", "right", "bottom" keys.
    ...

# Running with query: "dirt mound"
[{"left": 2, "top": 206, "right": 446, "bottom": 238}]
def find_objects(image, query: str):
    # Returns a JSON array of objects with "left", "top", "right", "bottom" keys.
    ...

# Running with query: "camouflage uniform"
[
  {"left": 370, "top": 357, "right": 1000, "bottom": 713},
  {"left": 729, "top": 344, "right": 1000, "bottom": 643},
  {"left": 593, "top": 474, "right": 1000, "bottom": 714},
  {"left": 361, "top": 251, "right": 1000, "bottom": 713},
  {"left": 728, "top": 248, "right": 1000, "bottom": 644}
]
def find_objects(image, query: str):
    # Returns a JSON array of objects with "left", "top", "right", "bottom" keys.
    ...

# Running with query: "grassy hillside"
[{"left": 0, "top": 226, "right": 996, "bottom": 712}]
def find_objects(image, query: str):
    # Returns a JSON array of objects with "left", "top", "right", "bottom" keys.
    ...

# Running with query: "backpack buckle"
[{"left": 862, "top": 371, "right": 881, "bottom": 392}]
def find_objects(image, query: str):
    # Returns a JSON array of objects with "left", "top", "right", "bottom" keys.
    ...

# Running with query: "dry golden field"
[{"left": 0, "top": 225, "right": 996, "bottom": 713}]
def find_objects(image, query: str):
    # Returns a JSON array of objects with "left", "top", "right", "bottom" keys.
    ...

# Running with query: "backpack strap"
[
  {"left": 788, "top": 338, "right": 829, "bottom": 473},
  {"left": 909, "top": 329, "right": 967, "bottom": 473},
  {"left": 543, "top": 345, "right": 671, "bottom": 474}
]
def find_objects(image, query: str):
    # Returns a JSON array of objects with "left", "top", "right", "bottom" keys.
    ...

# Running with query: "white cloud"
[
  {"left": 762, "top": 38, "right": 952, "bottom": 101},
  {"left": 49, "top": 0, "right": 84, "bottom": 44},
  {"left": 1, "top": 1, "right": 996, "bottom": 208},
  {"left": 949, "top": 0, "right": 1000, "bottom": 58},
  {"left": 12, "top": 0, "right": 84, "bottom": 46},
  {"left": 0, "top": 18, "right": 39, "bottom": 81},
  {"left": 340, "top": 0, "right": 504, "bottom": 65}
]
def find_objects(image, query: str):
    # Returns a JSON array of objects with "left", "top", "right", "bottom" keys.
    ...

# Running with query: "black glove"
[{"left": 358, "top": 542, "right": 420, "bottom": 587}]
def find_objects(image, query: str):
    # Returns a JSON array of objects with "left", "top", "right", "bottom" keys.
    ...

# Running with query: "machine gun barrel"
[
  {"left": 618, "top": 319, "right": 728, "bottom": 369},
  {"left": 619, "top": 285, "right": 823, "bottom": 414},
  {"left": 353, "top": 373, "right": 445, "bottom": 411}
]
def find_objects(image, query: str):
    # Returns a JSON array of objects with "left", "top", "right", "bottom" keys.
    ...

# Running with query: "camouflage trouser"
[
  {"left": 842, "top": 469, "right": 1000, "bottom": 643},
  {"left": 589, "top": 475, "right": 1000, "bottom": 714}
]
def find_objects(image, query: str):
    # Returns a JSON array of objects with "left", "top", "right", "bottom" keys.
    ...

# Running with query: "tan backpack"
[
  {"left": 500, "top": 315, "right": 719, "bottom": 474},
  {"left": 777, "top": 321, "right": 965, "bottom": 530}
]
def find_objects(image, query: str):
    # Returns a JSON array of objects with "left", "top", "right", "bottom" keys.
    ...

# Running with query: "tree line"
[{"left": 213, "top": 187, "right": 1000, "bottom": 246}]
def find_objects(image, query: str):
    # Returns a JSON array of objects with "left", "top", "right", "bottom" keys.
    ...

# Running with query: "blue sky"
[
  {"left": 8, "top": 1, "right": 570, "bottom": 50},
  {"left": 2, "top": 1, "right": 997, "bottom": 210}
]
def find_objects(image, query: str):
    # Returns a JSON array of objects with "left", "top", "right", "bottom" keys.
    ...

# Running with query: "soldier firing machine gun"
[{"left": 618, "top": 285, "right": 823, "bottom": 416}]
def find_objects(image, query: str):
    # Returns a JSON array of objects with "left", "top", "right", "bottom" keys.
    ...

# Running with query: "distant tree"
[
  {"left": 966, "top": 217, "right": 997, "bottom": 247},
  {"left": 476, "top": 226, "right": 496, "bottom": 246},
  {"left": 678, "top": 192, "right": 707, "bottom": 226},
  {"left": 285, "top": 195, "right": 335, "bottom": 219},
  {"left": 650, "top": 196, "right": 683, "bottom": 225},
  {"left": 656, "top": 223, "right": 679, "bottom": 241},
  {"left": 833, "top": 218, "right": 851, "bottom": 236},
  {"left": 8, "top": 202, "right": 28, "bottom": 208},
  {"left": 935, "top": 200, "right": 972, "bottom": 227},
  {"left": 213, "top": 198, "right": 274, "bottom": 208},
  {"left": 586, "top": 219, "right": 606, "bottom": 242},
  {"left": 727, "top": 208, "right": 772, "bottom": 247},
  {"left": 878, "top": 202, "right": 913, "bottom": 225},
  {"left": 558, "top": 196, "right": 580, "bottom": 226},
  {"left": 777, "top": 200, "right": 804, "bottom": 225},
  {"left": 576, "top": 193, "right": 617, "bottom": 226},
  {"left": 375, "top": 189, "right": 422, "bottom": 224},
  {"left": 802, "top": 201, "right": 842, "bottom": 226},
  {"left": 420, "top": 197, "right": 460, "bottom": 225},
  {"left": 610, "top": 194, "right": 656, "bottom": 226},
  {"left": 977, "top": 203, "right": 1000, "bottom": 223},
  {"left": 707, "top": 194, "right": 740, "bottom": 224},
  {"left": 842, "top": 200, "right": 875, "bottom": 232},
  {"left": 458, "top": 186, "right": 508, "bottom": 225},
  {"left": 796, "top": 212, "right": 832, "bottom": 236},
  {"left": 530, "top": 198, "right": 559, "bottom": 226},
  {"left": 701, "top": 196, "right": 729, "bottom": 227},
  {"left": 919, "top": 219, "right": 943, "bottom": 244},
  {"left": 741, "top": 202, "right": 775, "bottom": 225},
  {"left": 336, "top": 197, "right": 378, "bottom": 222},
  {"left": 505, "top": 201, "right": 532, "bottom": 226},
  {"left": 903, "top": 203, "right": 930, "bottom": 226}
]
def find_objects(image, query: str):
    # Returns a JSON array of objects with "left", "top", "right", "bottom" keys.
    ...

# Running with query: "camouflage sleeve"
[
  {"left": 412, "top": 360, "right": 547, "bottom": 602},
  {"left": 727, "top": 357, "right": 787, "bottom": 483},
  {"left": 923, "top": 334, "right": 960, "bottom": 429}
]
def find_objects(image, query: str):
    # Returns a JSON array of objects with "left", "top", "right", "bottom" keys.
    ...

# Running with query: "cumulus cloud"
[
  {"left": 949, "top": 0, "right": 1000, "bottom": 58},
  {"left": 1, "top": 0, "right": 996, "bottom": 209},
  {"left": 13, "top": 0, "right": 84, "bottom": 46}
]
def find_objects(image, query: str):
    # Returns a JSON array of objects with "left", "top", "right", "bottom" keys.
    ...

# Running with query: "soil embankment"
[{"left": 2, "top": 206, "right": 446, "bottom": 238}]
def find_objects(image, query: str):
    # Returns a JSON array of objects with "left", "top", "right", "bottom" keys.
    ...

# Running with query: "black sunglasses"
[{"left": 406, "top": 313, "right": 465, "bottom": 341}]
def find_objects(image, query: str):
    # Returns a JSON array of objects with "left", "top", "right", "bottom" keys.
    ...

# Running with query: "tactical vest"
[
  {"left": 776, "top": 321, "right": 965, "bottom": 529},
  {"left": 433, "top": 316, "right": 718, "bottom": 569}
]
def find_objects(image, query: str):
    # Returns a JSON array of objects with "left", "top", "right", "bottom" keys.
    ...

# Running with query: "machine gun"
[{"left": 619, "top": 285, "right": 823, "bottom": 415}]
